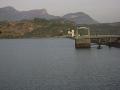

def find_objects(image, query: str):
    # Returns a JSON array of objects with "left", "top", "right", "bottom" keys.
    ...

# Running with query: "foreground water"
[{"left": 0, "top": 38, "right": 120, "bottom": 90}]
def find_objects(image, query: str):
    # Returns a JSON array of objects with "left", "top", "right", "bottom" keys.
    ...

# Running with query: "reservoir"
[{"left": 0, "top": 38, "right": 120, "bottom": 90}]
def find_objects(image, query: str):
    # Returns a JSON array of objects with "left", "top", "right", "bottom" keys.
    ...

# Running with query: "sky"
[{"left": 0, "top": 0, "right": 120, "bottom": 23}]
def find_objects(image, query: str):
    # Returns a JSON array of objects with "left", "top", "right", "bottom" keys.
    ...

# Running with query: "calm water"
[{"left": 0, "top": 38, "right": 120, "bottom": 90}]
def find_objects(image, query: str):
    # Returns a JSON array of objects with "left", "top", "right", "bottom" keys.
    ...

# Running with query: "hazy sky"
[{"left": 0, "top": 0, "right": 120, "bottom": 23}]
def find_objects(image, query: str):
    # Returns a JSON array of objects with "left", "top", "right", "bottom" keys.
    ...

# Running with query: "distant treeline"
[
  {"left": 84, "top": 23, "right": 120, "bottom": 35},
  {"left": 24, "top": 18, "right": 75, "bottom": 38},
  {"left": 0, "top": 18, "right": 120, "bottom": 38}
]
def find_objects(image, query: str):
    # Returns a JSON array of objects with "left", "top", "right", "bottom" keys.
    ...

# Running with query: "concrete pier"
[
  {"left": 75, "top": 38, "right": 91, "bottom": 48},
  {"left": 75, "top": 26, "right": 91, "bottom": 48},
  {"left": 74, "top": 26, "right": 120, "bottom": 48}
]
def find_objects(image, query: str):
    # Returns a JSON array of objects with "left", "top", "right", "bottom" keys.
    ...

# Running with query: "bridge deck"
[{"left": 76, "top": 35, "right": 120, "bottom": 39}]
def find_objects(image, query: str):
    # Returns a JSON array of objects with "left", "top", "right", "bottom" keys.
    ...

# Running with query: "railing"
[
  {"left": 75, "top": 35, "right": 120, "bottom": 39},
  {"left": 90, "top": 35, "right": 120, "bottom": 38}
]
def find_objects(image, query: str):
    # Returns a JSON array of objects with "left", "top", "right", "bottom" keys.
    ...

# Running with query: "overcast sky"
[{"left": 0, "top": 0, "right": 120, "bottom": 23}]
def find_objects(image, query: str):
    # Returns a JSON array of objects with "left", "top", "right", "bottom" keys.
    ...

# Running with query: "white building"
[{"left": 68, "top": 30, "right": 75, "bottom": 37}]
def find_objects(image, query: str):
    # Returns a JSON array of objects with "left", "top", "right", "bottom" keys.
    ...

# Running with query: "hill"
[
  {"left": 0, "top": 18, "right": 75, "bottom": 38},
  {"left": 83, "top": 22, "right": 120, "bottom": 35},
  {"left": 63, "top": 12, "right": 98, "bottom": 24},
  {"left": 0, "top": 19, "right": 120, "bottom": 38},
  {"left": 0, "top": 6, "right": 98, "bottom": 24},
  {"left": 0, "top": 6, "right": 59, "bottom": 21}
]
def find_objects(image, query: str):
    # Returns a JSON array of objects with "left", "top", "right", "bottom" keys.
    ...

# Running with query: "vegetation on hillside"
[
  {"left": 0, "top": 18, "right": 120, "bottom": 38},
  {"left": 24, "top": 18, "right": 75, "bottom": 37},
  {"left": 0, "top": 20, "right": 34, "bottom": 38},
  {"left": 0, "top": 18, "right": 75, "bottom": 38},
  {"left": 81, "top": 23, "right": 120, "bottom": 35}
]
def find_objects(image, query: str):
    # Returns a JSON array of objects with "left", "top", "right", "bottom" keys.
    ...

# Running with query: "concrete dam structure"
[
  {"left": 74, "top": 26, "right": 120, "bottom": 48},
  {"left": 75, "top": 26, "right": 91, "bottom": 48}
]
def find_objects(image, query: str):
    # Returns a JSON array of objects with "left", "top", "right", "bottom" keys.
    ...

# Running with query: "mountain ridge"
[
  {"left": 0, "top": 6, "right": 98, "bottom": 24},
  {"left": 63, "top": 12, "right": 98, "bottom": 24}
]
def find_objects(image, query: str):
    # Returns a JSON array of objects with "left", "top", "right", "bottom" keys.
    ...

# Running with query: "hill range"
[{"left": 0, "top": 6, "right": 98, "bottom": 24}]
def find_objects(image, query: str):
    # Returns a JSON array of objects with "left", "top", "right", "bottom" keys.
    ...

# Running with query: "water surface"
[{"left": 0, "top": 38, "right": 120, "bottom": 90}]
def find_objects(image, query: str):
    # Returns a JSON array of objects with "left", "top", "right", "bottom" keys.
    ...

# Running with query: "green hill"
[{"left": 0, "top": 18, "right": 75, "bottom": 38}]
